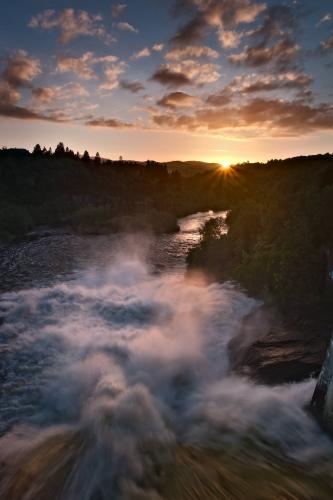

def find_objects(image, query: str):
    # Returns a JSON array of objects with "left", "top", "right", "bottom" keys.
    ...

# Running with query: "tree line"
[{"left": 32, "top": 142, "right": 100, "bottom": 164}]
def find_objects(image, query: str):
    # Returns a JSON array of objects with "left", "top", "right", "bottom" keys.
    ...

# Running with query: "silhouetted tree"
[
  {"left": 66, "top": 149, "right": 75, "bottom": 159},
  {"left": 95, "top": 152, "right": 101, "bottom": 165},
  {"left": 82, "top": 150, "right": 90, "bottom": 163},
  {"left": 54, "top": 142, "right": 65, "bottom": 157},
  {"left": 32, "top": 144, "right": 42, "bottom": 156}
]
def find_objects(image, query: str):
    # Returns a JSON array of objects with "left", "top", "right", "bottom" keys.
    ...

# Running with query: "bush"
[
  {"left": 187, "top": 176, "right": 333, "bottom": 310},
  {"left": 70, "top": 206, "right": 115, "bottom": 234},
  {"left": 0, "top": 204, "right": 33, "bottom": 242}
]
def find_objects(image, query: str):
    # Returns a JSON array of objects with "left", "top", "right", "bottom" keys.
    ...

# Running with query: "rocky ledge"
[{"left": 229, "top": 306, "right": 330, "bottom": 385}]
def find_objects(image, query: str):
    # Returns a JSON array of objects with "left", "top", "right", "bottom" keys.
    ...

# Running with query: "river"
[{"left": 0, "top": 211, "right": 332, "bottom": 499}]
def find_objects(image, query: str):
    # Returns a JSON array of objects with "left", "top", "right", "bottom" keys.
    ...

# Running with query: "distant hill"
[{"left": 166, "top": 161, "right": 221, "bottom": 177}]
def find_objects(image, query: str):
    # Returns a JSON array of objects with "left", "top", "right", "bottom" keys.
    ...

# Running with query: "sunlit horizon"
[
  {"left": 0, "top": 0, "right": 332, "bottom": 162},
  {"left": 2, "top": 128, "right": 332, "bottom": 165}
]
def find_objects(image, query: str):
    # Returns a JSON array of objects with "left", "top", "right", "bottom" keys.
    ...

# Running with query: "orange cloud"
[
  {"left": 157, "top": 91, "right": 198, "bottom": 108},
  {"left": 86, "top": 117, "right": 134, "bottom": 128},
  {"left": 151, "top": 98, "right": 333, "bottom": 135},
  {"left": 29, "top": 8, "right": 114, "bottom": 44},
  {"left": 228, "top": 38, "right": 299, "bottom": 67},
  {"left": 2, "top": 50, "right": 41, "bottom": 88}
]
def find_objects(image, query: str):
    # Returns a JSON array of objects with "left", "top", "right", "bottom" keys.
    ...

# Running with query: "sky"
[{"left": 0, "top": 0, "right": 333, "bottom": 164}]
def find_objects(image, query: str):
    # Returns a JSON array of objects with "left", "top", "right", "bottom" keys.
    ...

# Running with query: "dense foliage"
[
  {"left": 187, "top": 154, "right": 333, "bottom": 310},
  {"left": 0, "top": 145, "right": 228, "bottom": 243}
]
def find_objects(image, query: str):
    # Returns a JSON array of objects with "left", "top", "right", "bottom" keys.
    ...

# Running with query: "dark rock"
[
  {"left": 311, "top": 335, "right": 333, "bottom": 431},
  {"left": 229, "top": 306, "right": 329, "bottom": 385}
]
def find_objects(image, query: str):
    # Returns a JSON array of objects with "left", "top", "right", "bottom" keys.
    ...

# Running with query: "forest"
[
  {"left": 188, "top": 153, "right": 333, "bottom": 319},
  {"left": 0, "top": 143, "right": 228, "bottom": 243}
]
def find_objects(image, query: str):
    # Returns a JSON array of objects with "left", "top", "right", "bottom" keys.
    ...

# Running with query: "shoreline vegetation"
[{"left": 186, "top": 153, "right": 333, "bottom": 384}]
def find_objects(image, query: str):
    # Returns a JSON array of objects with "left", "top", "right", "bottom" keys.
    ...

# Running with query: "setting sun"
[{"left": 220, "top": 161, "right": 232, "bottom": 170}]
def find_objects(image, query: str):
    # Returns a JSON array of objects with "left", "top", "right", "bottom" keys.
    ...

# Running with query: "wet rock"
[
  {"left": 229, "top": 306, "right": 328, "bottom": 385},
  {"left": 311, "top": 335, "right": 333, "bottom": 431}
]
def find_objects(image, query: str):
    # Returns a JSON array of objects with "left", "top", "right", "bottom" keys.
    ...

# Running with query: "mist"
[{"left": 0, "top": 244, "right": 332, "bottom": 499}]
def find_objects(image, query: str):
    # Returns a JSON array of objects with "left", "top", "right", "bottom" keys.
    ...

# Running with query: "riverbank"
[
  {"left": 0, "top": 210, "right": 180, "bottom": 245},
  {"left": 228, "top": 304, "right": 331, "bottom": 384},
  {"left": 187, "top": 215, "right": 333, "bottom": 385}
]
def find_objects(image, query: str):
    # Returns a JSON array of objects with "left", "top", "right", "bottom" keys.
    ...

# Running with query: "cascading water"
[{"left": 0, "top": 212, "right": 333, "bottom": 499}]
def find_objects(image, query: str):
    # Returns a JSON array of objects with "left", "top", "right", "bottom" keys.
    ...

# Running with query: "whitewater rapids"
[{"left": 0, "top": 214, "right": 333, "bottom": 499}]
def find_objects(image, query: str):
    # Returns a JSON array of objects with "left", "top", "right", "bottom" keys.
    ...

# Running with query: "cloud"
[
  {"left": 152, "top": 43, "right": 164, "bottom": 52},
  {"left": 31, "top": 86, "right": 57, "bottom": 103},
  {"left": 100, "top": 62, "right": 126, "bottom": 90},
  {"left": 120, "top": 80, "right": 145, "bottom": 93},
  {"left": 97, "top": 55, "right": 120, "bottom": 63},
  {"left": 0, "top": 103, "right": 48, "bottom": 121},
  {"left": 151, "top": 59, "right": 220, "bottom": 88},
  {"left": 220, "top": 72, "right": 311, "bottom": 98},
  {"left": 165, "top": 45, "right": 219, "bottom": 60},
  {"left": 320, "top": 33, "right": 333, "bottom": 52},
  {"left": 115, "top": 22, "right": 138, "bottom": 33},
  {"left": 171, "top": 0, "right": 266, "bottom": 46},
  {"left": 203, "top": 0, "right": 266, "bottom": 27},
  {"left": 86, "top": 117, "right": 133, "bottom": 128},
  {"left": 0, "top": 50, "right": 58, "bottom": 122},
  {"left": 218, "top": 29, "right": 242, "bottom": 48},
  {"left": 250, "top": 5, "right": 297, "bottom": 45},
  {"left": 150, "top": 66, "right": 192, "bottom": 88},
  {"left": 237, "top": 98, "right": 333, "bottom": 134},
  {"left": 153, "top": 114, "right": 177, "bottom": 127},
  {"left": 206, "top": 88, "right": 233, "bottom": 106},
  {"left": 226, "top": 5, "right": 300, "bottom": 70},
  {"left": 206, "top": 71, "right": 313, "bottom": 106},
  {"left": 57, "top": 52, "right": 125, "bottom": 91},
  {"left": 0, "top": 101, "right": 70, "bottom": 122},
  {"left": 29, "top": 8, "right": 113, "bottom": 44},
  {"left": 32, "top": 83, "right": 89, "bottom": 103},
  {"left": 228, "top": 38, "right": 299, "bottom": 67},
  {"left": 57, "top": 52, "right": 119, "bottom": 80},
  {"left": 157, "top": 91, "right": 197, "bottom": 108},
  {"left": 237, "top": 72, "right": 313, "bottom": 93},
  {"left": 57, "top": 53, "right": 97, "bottom": 80},
  {"left": 131, "top": 48, "right": 151, "bottom": 60},
  {"left": 152, "top": 97, "right": 333, "bottom": 135},
  {"left": 166, "top": 59, "right": 221, "bottom": 85},
  {"left": 2, "top": 50, "right": 41, "bottom": 88},
  {"left": 319, "top": 13, "right": 331, "bottom": 25},
  {"left": 0, "top": 82, "right": 21, "bottom": 105},
  {"left": 112, "top": 3, "right": 127, "bottom": 18},
  {"left": 171, "top": 16, "right": 207, "bottom": 46},
  {"left": 0, "top": 52, "right": 87, "bottom": 124}
]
